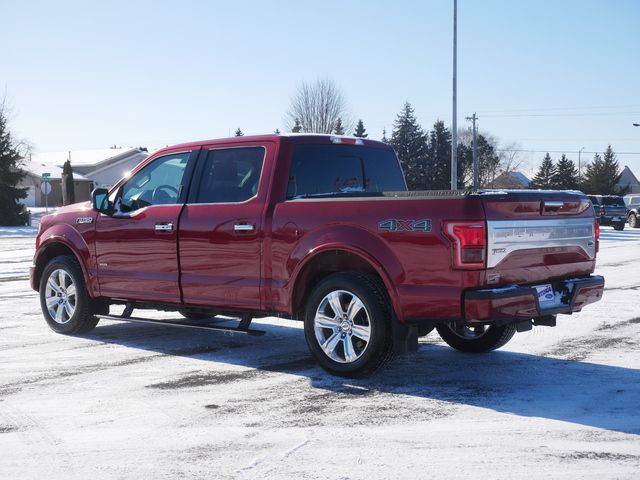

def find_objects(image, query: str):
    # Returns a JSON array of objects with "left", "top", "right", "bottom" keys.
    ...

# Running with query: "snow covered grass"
[{"left": 0, "top": 228, "right": 639, "bottom": 479}]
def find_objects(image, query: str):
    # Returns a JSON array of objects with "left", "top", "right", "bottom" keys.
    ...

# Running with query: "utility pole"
[
  {"left": 451, "top": 0, "right": 458, "bottom": 191},
  {"left": 466, "top": 113, "right": 478, "bottom": 189}
]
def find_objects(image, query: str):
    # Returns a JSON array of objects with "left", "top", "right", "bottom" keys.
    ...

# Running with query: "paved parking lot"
[{"left": 1, "top": 228, "right": 639, "bottom": 479}]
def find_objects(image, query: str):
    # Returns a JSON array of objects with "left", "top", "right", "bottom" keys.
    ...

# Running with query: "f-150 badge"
[
  {"left": 76, "top": 217, "right": 94, "bottom": 224},
  {"left": 378, "top": 219, "right": 432, "bottom": 232}
]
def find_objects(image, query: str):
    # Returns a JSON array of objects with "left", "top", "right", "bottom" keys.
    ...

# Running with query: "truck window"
[
  {"left": 118, "top": 152, "right": 190, "bottom": 212},
  {"left": 287, "top": 144, "right": 407, "bottom": 198},
  {"left": 195, "top": 147, "right": 264, "bottom": 203},
  {"left": 601, "top": 196, "right": 625, "bottom": 206}
]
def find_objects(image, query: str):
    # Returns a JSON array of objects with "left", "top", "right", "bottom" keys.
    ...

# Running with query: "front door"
[
  {"left": 94, "top": 150, "right": 196, "bottom": 303},
  {"left": 179, "top": 143, "right": 270, "bottom": 311}
]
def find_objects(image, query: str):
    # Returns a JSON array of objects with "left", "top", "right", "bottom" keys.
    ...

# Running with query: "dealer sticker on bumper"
[{"left": 535, "top": 284, "right": 558, "bottom": 308}]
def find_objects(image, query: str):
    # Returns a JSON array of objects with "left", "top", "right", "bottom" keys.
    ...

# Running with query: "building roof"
[
  {"left": 619, "top": 165, "right": 640, "bottom": 185},
  {"left": 29, "top": 147, "right": 145, "bottom": 169},
  {"left": 22, "top": 160, "right": 91, "bottom": 181},
  {"left": 489, "top": 171, "right": 531, "bottom": 189}
]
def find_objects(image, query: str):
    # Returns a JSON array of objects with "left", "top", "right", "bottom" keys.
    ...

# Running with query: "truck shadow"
[{"left": 84, "top": 319, "right": 640, "bottom": 435}]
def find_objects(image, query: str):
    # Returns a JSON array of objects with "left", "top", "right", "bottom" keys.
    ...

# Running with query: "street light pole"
[
  {"left": 578, "top": 146, "right": 584, "bottom": 187},
  {"left": 451, "top": 0, "right": 458, "bottom": 191}
]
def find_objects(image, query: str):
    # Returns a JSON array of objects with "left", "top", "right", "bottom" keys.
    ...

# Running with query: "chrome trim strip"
[{"left": 487, "top": 218, "right": 595, "bottom": 268}]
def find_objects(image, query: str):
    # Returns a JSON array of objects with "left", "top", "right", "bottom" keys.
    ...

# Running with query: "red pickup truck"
[{"left": 31, "top": 134, "right": 604, "bottom": 376}]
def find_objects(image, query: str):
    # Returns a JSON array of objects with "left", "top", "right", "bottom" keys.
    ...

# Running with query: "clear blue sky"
[{"left": 3, "top": 0, "right": 640, "bottom": 174}]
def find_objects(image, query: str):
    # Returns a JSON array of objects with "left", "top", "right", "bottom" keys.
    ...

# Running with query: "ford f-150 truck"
[{"left": 31, "top": 134, "right": 604, "bottom": 376}]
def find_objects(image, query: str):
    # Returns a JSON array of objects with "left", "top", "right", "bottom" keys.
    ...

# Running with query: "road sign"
[
  {"left": 40, "top": 182, "right": 52, "bottom": 195},
  {"left": 42, "top": 173, "right": 51, "bottom": 183}
]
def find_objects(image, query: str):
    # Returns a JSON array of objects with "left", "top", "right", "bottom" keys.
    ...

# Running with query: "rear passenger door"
[{"left": 178, "top": 142, "right": 272, "bottom": 311}]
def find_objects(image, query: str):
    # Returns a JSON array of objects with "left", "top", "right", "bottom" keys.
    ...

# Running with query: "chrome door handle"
[
  {"left": 234, "top": 224, "right": 255, "bottom": 232},
  {"left": 155, "top": 223, "right": 174, "bottom": 232}
]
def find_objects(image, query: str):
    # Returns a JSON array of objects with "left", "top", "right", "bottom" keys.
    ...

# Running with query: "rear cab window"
[
  {"left": 287, "top": 144, "right": 406, "bottom": 198},
  {"left": 194, "top": 147, "right": 265, "bottom": 203}
]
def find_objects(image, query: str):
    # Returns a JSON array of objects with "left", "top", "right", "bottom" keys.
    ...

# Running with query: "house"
[
  {"left": 20, "top": 147, "right": 148, "bottom": 207},
  {"left": 616, "top": 166, "right": 640, "bottom": 194},
  {"left": 21, "top": 161, "right": 93, "bottom": 208},
  {"left": 488, "top": 171, "right": 531, "bottom": 189}
]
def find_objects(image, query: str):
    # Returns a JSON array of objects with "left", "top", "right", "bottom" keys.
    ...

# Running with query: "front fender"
[
  {"left": 288, "top": 224, "right": 406, "bottom": 321},
  {"left": 34, "top": 223, "right": 97, "bottom": 297}
]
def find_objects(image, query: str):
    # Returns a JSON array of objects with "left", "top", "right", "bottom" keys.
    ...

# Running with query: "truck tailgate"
[{"left": 481, "top": 191, "right": 596, "bottom": 286}]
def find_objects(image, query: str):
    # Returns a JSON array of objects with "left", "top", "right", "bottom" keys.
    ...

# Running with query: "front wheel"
[
  {"left": 613, "top": 223, "right": 625, "bottom": 231},
  {"left": 436, "top": 322, "right": 516, "bottom": 353},
  {"left": 39, "top": 255, "right": 99, "bottom": 334},
  {"left": 629, "top": 213, "right": 639, "bottom": 228},
  {"left": 303, "top": 272, "right": 393, "bottom": 377}
]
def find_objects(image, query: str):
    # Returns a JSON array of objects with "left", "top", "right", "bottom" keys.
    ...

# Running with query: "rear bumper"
[{"left": 464, "top": 275, "right": 604, "bottom": 323}]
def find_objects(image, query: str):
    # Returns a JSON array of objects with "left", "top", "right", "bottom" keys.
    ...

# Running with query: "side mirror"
[{"left": 91, "top": 188, "right": 112, "bottom": 214}]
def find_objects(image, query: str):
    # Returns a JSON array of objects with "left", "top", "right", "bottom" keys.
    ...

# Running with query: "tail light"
[
  {"left": 594, "top": 220, "right": 600, "bottom": 241},
  {"left": 444, "top": 221, "right": 486, "bottom": 269}
]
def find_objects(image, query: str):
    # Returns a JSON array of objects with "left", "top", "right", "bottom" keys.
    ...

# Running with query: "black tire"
[
  {"left": 417, "top": 325, "right": 435, "bottom": 337},
  {"left": 39, "top": 255, "right": 99, "bottom": 334},
  {"left": 303, "top": 272, "right": 393, "bottom": 377},
  {"left": 613, "top": 223, "right": 625, "bottom": 231},
  {"left": 629, "top": 213, "right": 639, "bottom": 229},
  {"left": 436, "top": 322, "right": 516, "bottom": 353},
  {"left": 179, "top": 309, "right": 213, "bottom": 321}
]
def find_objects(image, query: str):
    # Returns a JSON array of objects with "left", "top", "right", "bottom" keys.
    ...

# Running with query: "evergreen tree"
[
  {"left": 381, "top": 128, "right": 388, "bottom": 143},
  {"left": 529, "top": 153, "right": 557, "bottom": 189},
  {"left": 0, "top": 104, "right": 28, "bottom": 225},
  {"left": 333, "top": 117, "right": 345, "bottom": 135},
  {"left": 61, "top": 158, "right": 75, "bottom": 205},
  {"left": 476, "top": 135, "right": 500, "bottom": 187},
  {"left": 425, "top": 120, "right": 452, "bottom": 190},
  {"left": 553, "top": 154, "right": 579, "bottom": 190},
  {"left": 291, "top": 118, "right": 302, "bottom": 133},
  {"left": 389, "top": 102, "right": 428, "bottom": 190},
  {"left": 234, "top": 128, "right": 244, "bottom": 137},
  {"left": 456, "top": 142, "right": 473, "bottom": 189},
  {"left": 582, "top": 146, "right": 626, "bottom": 194},
  {"left": 353, "top": 119, "right": 368, "bottom": 138},
  {"left": 274, "top": 128, "right": 281, "bottom": 134}
]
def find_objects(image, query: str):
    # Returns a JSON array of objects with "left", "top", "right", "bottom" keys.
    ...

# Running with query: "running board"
[{"left": 95, "top": 314, "right": 266, "bottom": 336}]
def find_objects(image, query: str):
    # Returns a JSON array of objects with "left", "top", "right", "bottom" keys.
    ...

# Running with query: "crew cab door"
[
  {"left": 178, "top": 142, "right": 271, "bottom": 311},
  {"left": 94, "top": 150, "right": 197, "bottom": 303}
]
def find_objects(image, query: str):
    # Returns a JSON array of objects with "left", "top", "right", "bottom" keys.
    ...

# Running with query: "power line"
[
  {"left": 496, "top": 148, "right": 640, "bottom": 155},
  {"left": 478, "top": 104, "right": 640, "bottom": 114},
  {"left": 481, "top": 111, "right": 640, "bottom": 118}
]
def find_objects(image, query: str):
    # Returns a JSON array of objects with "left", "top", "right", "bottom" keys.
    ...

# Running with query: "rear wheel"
[
  {"left": 39, "top": 255, "right": 99, "bottom": 334},
  {"left": 629, "top": 213, "right": 639, "bottom": 228},
  {"left": 436, "top": 322, "right": 516, "bottom": 353},
  {"left": 303, "top": 272, "right": 393, "bottom": 377}
]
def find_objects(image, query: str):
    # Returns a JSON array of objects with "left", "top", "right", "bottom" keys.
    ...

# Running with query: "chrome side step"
[{"left": 95, "top": 314, "right": 266, "bottom": 336}]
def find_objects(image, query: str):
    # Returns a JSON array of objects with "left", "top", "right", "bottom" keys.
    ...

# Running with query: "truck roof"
[{"left": 155, "top": 133, "right": 391, "bottom": 155}]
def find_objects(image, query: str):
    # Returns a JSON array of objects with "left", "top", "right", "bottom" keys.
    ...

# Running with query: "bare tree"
[{"left": 284, "top": 78, "right": 352, "bottom": 134}]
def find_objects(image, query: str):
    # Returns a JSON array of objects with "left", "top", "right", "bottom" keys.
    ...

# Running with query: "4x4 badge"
[{"left": 378, "top": 219, "right": 432, "bottom": 232}]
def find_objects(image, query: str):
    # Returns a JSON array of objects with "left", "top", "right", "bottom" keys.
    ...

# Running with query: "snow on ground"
[{"left": 0, "top": 228, "right": 639, "bottom": 479}]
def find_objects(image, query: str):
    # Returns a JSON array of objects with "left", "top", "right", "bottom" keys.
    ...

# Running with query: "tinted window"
[
  {"left": 602, "top": 196, "right": 624, "bottom": 206},
  {"left": 195, "top": 147, "right": 264, "bottom": 203},
  {"left": 118, "top": 152, "right": 189, "bottom": 212},
  {"left": 287, "top": 144, "right": 406, "bottom": 198},
  {"left": 588, "top": 195, "right": 601, "bottom": 205}
]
